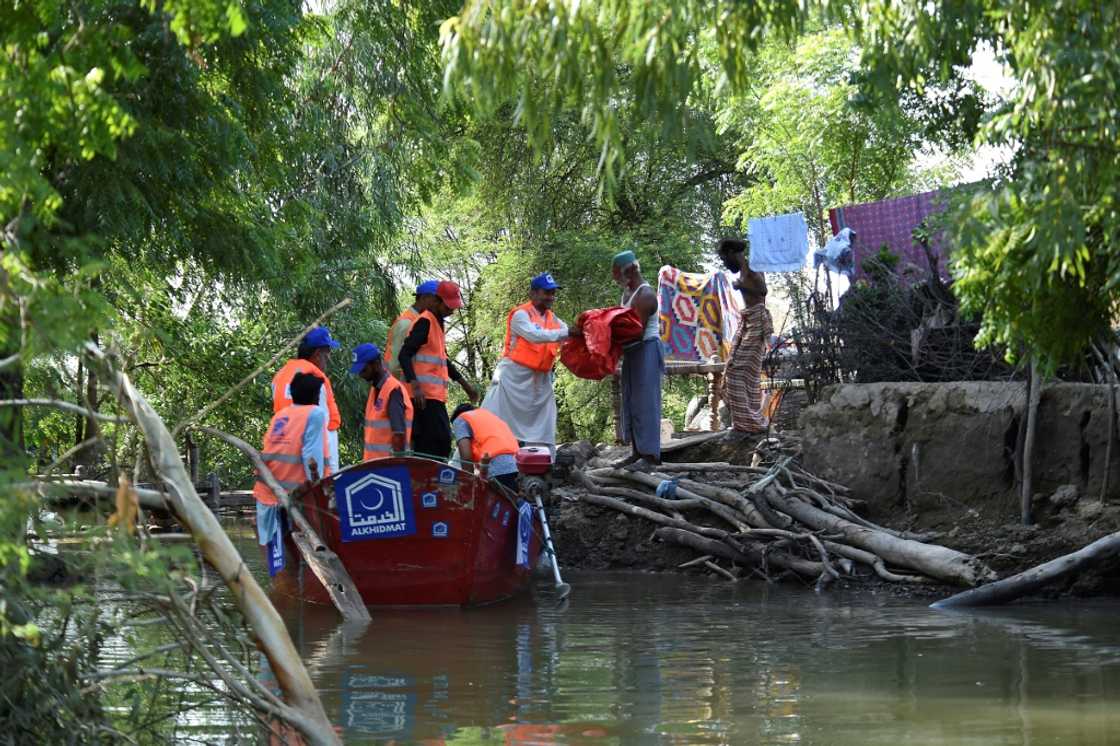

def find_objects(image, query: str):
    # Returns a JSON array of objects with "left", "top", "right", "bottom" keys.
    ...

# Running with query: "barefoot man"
[{"left": 718, "top": 238, "right": 773, "bottom": 434}]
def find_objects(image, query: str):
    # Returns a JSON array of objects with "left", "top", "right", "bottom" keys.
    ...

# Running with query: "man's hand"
[
  {"left": 568, "top": 325, "right": 583, "bottom": 338},
  {"left": 462, "top": 380, "right": 479, "bottom": 405},
  {"left": 411, "top": 381, "right": 427, "bottom": 409}
]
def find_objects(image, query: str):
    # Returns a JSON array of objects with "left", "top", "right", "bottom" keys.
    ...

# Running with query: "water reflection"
[{"left": 274, "top": 575, "right": 1120, "bottom": 745}]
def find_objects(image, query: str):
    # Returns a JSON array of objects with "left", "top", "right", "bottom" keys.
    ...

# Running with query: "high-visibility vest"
[
  {"left": 363, "top": 374, "right": 414, "bottom": 460},
  {"left": 253, "top": 405, "right": 322, "bottom": 506},
  {"left": 458, "top": 408, "right": 519, "bottom": 465},
  {"left": 502, "top": 302, "right": 562, "bottom": 372},
  {"left": 409, "top": 309, "right": 450, "bottom": 402},
  {"left": 272, "top": 359, "right": 341, "bottom": 431},
  {"left": 385, "top": 307, "right": 419, "bottom": 373}
]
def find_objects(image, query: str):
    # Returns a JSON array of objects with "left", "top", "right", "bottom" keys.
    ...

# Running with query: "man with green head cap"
[{"left": 610, "top": 249, "right": 664, "bottom": 469}]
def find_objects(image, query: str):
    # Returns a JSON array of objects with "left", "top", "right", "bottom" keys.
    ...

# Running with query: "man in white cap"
[{"left": 482, "top": 272, "right": 569, "bottom": 451}]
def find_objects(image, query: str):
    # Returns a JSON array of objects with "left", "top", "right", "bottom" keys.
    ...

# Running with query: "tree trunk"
[
  {"left": 85, "top": 344, "right": 340, "bottom": 746},
  {"left": 764, "top": 485, "right": 995, "bottom": 586},
  {"left": 932, "top": 531, "right": 1120, "bottom": 608},
  {"left": 1021, "top": 359, "right": 1041, "bottom": 525}
]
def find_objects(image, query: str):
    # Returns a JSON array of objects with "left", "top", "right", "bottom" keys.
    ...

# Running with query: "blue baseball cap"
[
  {"left": 304, "top": 326, "right": 340, "bottom": 350},
  {"left": 415, "top": 280, "right": 439, "bottom": 295},
  {"left": 349, "top": 343, "right": 382, "bottom": 374},
  {"left": 530, "top": 272, "right": 562, "bottom": 291}
]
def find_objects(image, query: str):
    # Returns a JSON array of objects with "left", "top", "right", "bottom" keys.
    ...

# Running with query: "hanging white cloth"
[{"left": 747, "top": 212, "right": 810, "bottom": 273}]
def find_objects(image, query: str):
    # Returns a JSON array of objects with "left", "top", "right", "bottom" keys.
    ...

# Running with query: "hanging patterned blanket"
[{"left": 656, "top": 266, "right": 742, "bottom": 362}]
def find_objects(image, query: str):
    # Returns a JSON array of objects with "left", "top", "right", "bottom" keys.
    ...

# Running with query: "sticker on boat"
[
  {"left": 438, "top": 468, "right": 456, "bottom": 484},
  {"left": 421, "top": 492, "right": 438, "bottom": 508},
  {"left": 432, "top": 521, "right": 449, "bottom": 538},
  {"left": 336, "top": 466, "right": 416, "bottom": 542}
]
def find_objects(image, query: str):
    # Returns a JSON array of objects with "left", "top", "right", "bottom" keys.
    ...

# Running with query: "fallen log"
[
  {"left": 29, "top": 479, "right": 170, "bottom": 512},
  {"left": 931, "top": 530, "right": 1120, "bottom": 608},
  {"left": 654, "top": 527, "right": 824, "bottom": 579},
  {"left": 86, "top": 343, "right": 340, "bottom": 746},
  {"left": 579, "top": 492, "right": 745, "bottom": 545},
  {"left": 591, "top": 469, "right": 751, "bottom": 531},
  {"left": 763, "top": 484, "right": 995, "bottom": 587}
]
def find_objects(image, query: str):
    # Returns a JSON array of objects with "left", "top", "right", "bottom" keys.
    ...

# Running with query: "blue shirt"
[{"left": 451, "top": 417, "right": 518, "bottom": 477}]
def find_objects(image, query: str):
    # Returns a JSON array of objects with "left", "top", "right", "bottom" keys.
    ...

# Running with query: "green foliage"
[
  {"left": 441, "top": 0, "right": 1120, "bottom": 371},
  {"left": 719, "top": 29, "right": 955, "bottom": 239},
  {"left": 854, "top": 0, "right": 1120, "bottom": 370}
]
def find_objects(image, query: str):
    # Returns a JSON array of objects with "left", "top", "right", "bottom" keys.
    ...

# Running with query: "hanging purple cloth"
[{"left": 828, "top": 189, "right": 953, "bottom": 284}]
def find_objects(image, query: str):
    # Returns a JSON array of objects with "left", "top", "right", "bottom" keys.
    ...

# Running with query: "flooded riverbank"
[{"left": 273, "top": 573, "right": 1120, "bottom": 744}]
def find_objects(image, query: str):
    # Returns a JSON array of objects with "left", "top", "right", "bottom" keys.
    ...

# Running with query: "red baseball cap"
[{"left": 436, "top": 280, "right": 463, "bottom": 310}]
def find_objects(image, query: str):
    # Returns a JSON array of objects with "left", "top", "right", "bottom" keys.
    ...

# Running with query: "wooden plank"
[
  {"left": 290, "top": 531, "right": 371, "bottom": 621},
  {"left": 198, "top": 426, "right": 371, "bottom": 623}
]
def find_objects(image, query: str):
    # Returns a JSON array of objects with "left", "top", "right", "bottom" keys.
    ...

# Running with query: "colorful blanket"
[
  {"left": 828, "top": 189, "right": 952, "bottom": 284},
  {"left": 657, "top": 266, "right": 742, "bottom": 362}
]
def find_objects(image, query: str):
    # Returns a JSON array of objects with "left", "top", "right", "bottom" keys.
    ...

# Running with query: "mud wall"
[{"left": 799, "top": 382, "right": 1120, "bottom": 515}]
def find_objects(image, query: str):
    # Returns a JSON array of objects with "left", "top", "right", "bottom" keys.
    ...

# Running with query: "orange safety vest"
[
  {"left": 363, "top": 374, "right": 414, "bottom": 460},
  {"left": 271, "top": 359, "right": 341, "bottom": 431},
  {"left": 384, "top": 307, "right": 420, "bottom": 370},
  {"left": 253, "top": 405, "right": 323, "bottom": 506},
  {"left": 409, "top": 309, "right": 450, "bottom": 402},
  {"left": 502, "top": 302, "right": 562, "bottom": 372},
  {"left": 458, "top": 408, "right": 519, "bottom": 465}
]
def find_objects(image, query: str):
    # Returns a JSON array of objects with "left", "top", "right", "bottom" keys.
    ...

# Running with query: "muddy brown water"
[
  {"left": 270, "top": 573, "right": 1120, "bottom": 745},
  {"left": 96, "top": 525, "right": 1120, "bottom": 744}
]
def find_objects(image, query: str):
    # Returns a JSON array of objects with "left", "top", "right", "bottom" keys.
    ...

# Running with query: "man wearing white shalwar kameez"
[{"left": 482, "top": 272, "right": 569, "bottom": 450}]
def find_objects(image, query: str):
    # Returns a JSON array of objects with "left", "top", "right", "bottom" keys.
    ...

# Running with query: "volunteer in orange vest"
[
  {"left": 398, "top": 280, "right": 479, "bottom": 459},
  {"left": 350, "top": 342, "right": 413, "bottom": 460},
  {"left": 253, "top": 372, "right": 328, "bottom": 549},
  {"left": 271, "top": 325, "right": 341, "bottom": 474},
  {"left": 481, "top": 272, "right": 569, "bottom": 451},
  {"left": 385, "top": 280, "right": 437, "bottom": 379},
  {"left": 450, "top": 404, "right": 520, "bottom": 493}
]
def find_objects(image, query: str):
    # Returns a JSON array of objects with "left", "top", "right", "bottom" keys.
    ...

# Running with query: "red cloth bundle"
[{"left": 560, "top": 306, "right": 644, "bottom": 380}]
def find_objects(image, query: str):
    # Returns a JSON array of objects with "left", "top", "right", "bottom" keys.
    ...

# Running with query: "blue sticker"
[
  {"left": 336, "top": 466, "right": 416, "bottom": 542},
  {"left": 502, "top": 510, "right": 511, "bottom": 527},
  {"left": 432, "top": 521, "right": 449, "bottom": 538},
  {"left": 491, "top": 501, "right": 501, "bottom": 519},
  {"left": 267, "top": 531, "right": 285, "bottom": 577},
  {"left": 438, "top": 468, "right": 456, "bottom": 485},
  {"left": 421, "top": 492, "right": 438, "bottom": 509},
  {"left": 516, "top": 501, "right": 533, "bottom": 568}
]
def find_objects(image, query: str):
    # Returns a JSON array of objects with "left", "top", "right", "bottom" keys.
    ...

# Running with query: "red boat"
[{"left": 270, "top": 456, "right": 544, "bottom": 607}]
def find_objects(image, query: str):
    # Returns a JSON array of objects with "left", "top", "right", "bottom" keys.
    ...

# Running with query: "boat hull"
[{"left": 271, "top": 457, "right": 541, "bottom": 607}]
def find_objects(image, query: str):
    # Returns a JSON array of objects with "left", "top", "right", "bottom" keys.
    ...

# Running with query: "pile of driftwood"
[{"left": 572, "top": 439, "right": 997, "bottom": 590}]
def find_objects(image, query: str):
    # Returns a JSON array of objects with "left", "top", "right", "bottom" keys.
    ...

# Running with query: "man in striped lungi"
[{"left": 718, "top": 238, "right": 773, "bottom": 434}]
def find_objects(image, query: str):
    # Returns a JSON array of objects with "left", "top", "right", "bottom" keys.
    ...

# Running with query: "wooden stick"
[
  {"left": 660, "top": 430, "right": 726, "bottom": 453},
  {"left": 197, "top": 426, "right": 370, "bottom": 623},
  {"left": 678, "top": 554, "right": 713, "bottom": 569},
  {"left": 173, "top": 298, "right": 351, "bottom": 437},
  {"left": 595, "top": 468, "right": 752, "bottom": 530},
  {"left": 654, "top": 526, "right": 823, "bottom": 578},
  {"left": 704, "top": 560, "right": 737, "bottom": 581},
  {"left": 1021, "top": 358, "right": 1040, "bottom": 525},
  {"left": 85, "top": 343, "right": 340, "bottom": 746},
  {"left": 0, "top": 398, "right": 127, "bottom": 423}
]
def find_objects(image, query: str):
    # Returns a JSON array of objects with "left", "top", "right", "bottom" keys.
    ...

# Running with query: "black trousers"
[{"left": 411, "top": 398, "right": 451, "bottom": 460}]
